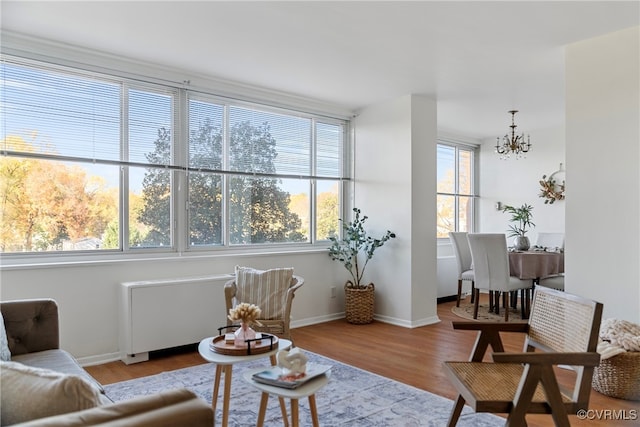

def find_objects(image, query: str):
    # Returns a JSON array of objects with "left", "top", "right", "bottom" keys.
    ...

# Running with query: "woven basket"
[
  {"left": 344, "top": 282, "right": 374, "bottom": 324},
  {"left": 592, "top": 351, "right": 640, "bottom": 401}
]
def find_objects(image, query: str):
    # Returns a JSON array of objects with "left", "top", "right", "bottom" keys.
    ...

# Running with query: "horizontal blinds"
[
  {"left": 128, "top": 88, "right": 175, "bottom": 166},
  {"left": 188, "top": 94, "right": 345, "bottom": 180},
  {"left": 228, "top": 105, "right": 311, "bottom": 175},
  {"left": 2, "top": 58, "right": 347, "bottom": 179},
  {"left": 188, "top": 98, "right": 224, "bottom": 169},
  {"left": 2, "top": 59, "right": 178, "bottom": 168},
  {"left": 316, "top": 122, "right": 343, "bottom": 177},
  {"left": 2, "top": 60, "right": 120, "bottom": 162}
]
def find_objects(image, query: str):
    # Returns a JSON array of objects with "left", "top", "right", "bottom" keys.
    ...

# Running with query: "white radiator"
[
  {"left": 437, "top": 256, "right": 459, "bottom": 299},
  {"left": 119, "top": 274, "right": 233, "bottom": 364}
]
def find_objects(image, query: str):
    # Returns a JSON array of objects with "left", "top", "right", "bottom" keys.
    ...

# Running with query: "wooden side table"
[
  {"left": 198, "top": 337, "right": 292, "bottom": 427},
  {"left": 243, "top": 367, "right": 330, "bottom": 427}
]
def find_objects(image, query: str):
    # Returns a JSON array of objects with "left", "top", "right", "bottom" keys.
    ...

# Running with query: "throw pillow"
[
  {"left": 0, "top": 311, "right": 11, "bottom": 361},
  {"left": 235, "top": 266, "right": 294, "bottom": 320},
  {"left": 0, "top": 361, "right": 101, "bottom": 426}
]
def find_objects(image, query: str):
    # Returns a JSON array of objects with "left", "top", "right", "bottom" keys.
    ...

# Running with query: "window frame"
[
  {"left": 436, "top": 140, "right": 479, "bottom": 238},
  {"left": 1, "top": 53, "right": 350, "bottom": 261}
]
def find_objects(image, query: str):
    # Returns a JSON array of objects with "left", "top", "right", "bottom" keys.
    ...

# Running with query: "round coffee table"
[
  {"left": 243, "top": 367, "right": 330, "bottom": 427},
  {"left": 198, "top": 336, "right": 292, "bottom": 427}
]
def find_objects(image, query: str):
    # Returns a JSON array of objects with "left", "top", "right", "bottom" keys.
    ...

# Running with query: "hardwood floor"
[{"left": 86, "top": 295, "right": 639, "bottom": 426}]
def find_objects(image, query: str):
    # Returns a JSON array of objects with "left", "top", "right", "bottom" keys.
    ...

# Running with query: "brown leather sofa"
[{"left": 1, "top": 299, "right": 213, "bottom": 426}]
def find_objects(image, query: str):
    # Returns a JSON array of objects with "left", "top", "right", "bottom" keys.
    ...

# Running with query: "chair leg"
[
  {"left": 493, "top": 292, "right": 500, "bottom": 316},
  {"left": 504, "top": 295, "right": 509, "bottom": 322},
  {"left": 456, "top": 279, "right": 463, "bottom": 307},
  {"left": 447, "top": 395, "right": 466, "bottom": 427},
  {"left": 470, "top": 281, "right": 475, "bottom": 303},
  {"left": 473, "top": 289, "right": 480, "bottom": 319},
  {"left": 488, "top": 291, "right": 494, "bottom": 312}
]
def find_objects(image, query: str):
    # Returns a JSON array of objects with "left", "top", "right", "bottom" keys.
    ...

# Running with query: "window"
[
  {"left": 436, "top": 143, "right": 476, "bottom": 238},
  {"left": 0, "top": 57, "right": 347, "bottom": 254}
]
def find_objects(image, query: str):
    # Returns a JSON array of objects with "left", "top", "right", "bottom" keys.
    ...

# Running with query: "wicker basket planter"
[
  {"left": 592, "top": 351, "right": 640, "bottom": 401},
  {"left": 345, "top": 283, "right": 374, "bottom": 324}
]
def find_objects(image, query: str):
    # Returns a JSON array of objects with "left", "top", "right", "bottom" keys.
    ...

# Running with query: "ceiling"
[{"left": 2, "top": 1, "right": 638, "bottom": 140}]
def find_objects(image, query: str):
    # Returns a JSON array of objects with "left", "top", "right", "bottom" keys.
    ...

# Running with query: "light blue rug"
[{"left": 105, "top": 351, "right": 504, "bottom": 426}]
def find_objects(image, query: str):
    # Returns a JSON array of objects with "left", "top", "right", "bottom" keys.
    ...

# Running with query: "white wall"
[
  {"left": 479, "top": 125, "right": 566, "bottom": 244},
  {"left": 0, "top": 251, "right": 344, "bottom": 364},
  {"left": 354, "top": 95, "right": 439, "bottom": 326},
  {"left": 565, "top": 26, "right": 640, "bottom": 323}
]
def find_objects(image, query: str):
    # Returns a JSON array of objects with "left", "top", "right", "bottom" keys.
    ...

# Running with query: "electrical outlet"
[{"left": 330, "top": 286, "right": 337, "bottom": 298}]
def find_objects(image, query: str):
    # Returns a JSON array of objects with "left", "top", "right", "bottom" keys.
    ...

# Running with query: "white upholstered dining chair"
[
  {"left": 449, "top": 232, "right": 475, "bottom": 307},
  {"left": 535, "top": 232, "right": 564, "bottom": 250},
  {"left": 535, "top": 232, "right": 565, "bottom": 291},
  {"left": 467, "top": 233, "right": 533, "bottom": 321}
]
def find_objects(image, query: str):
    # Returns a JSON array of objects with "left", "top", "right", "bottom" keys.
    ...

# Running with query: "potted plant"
[
  {"left": 328, "top": 208, "right": 396, "bottom": 324},
  {"left": 502, "top": 203, "right": 535, "bottom": 250}
]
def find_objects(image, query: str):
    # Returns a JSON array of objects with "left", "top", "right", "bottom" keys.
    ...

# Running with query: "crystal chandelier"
[{"left": 495, "top": 110, "right": 531, "bottom": 159}]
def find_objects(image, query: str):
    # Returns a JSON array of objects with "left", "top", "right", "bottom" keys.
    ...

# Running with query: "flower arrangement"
[
  {"left": 228, "top": 302, "right": 262, "bottom": 326},
  {"left": 539, "top": 174, "right": 565, "bottom": 204}
]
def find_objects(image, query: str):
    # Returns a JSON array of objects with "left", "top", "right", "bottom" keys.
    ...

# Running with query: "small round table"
[
  {"left": 243, "top": 367, "right": 330, "bottom": 427},
  {"left": 198, "top": 337, "right": 292, "bottom": 427}
]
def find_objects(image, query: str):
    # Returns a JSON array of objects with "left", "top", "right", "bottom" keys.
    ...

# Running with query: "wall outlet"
[{"left": 330, "top": 286, "right": 337, "bottom": 298}]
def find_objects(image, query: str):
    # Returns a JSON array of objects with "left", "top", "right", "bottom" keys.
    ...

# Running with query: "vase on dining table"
[{"left": 513, "top": 236, "right": 530, "bottom": 251}]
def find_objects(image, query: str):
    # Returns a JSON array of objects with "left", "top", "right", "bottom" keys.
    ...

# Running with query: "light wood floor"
[{"left": 86, "top": 295, "right": 639, "bottom": 426}]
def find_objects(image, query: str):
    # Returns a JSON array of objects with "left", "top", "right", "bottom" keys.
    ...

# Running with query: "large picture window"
[
  {"left": 436, "top": 143, "right": 476, "bottom": 238},
  {"left": 0, "top": 57, "right": 347, "bottom": 255}
]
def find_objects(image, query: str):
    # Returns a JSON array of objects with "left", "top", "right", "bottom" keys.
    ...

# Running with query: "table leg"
[
  {"left": 291, "top": 398, "right": 299, "bottom": 427},
  {"left": 270, "top": 354, "right": 289, "bottom": 427},
  {"left": 308, "top": 394, "right": 319, "bottom": 427},
  {"left": 212, "top": 365, "right": 222, "bottom": 413},
  {"left": 256, "top": 392, "right": 269, "bottom": 427},
  {"left": 222, "top": 364, "right": 233, "bottom": 427}
]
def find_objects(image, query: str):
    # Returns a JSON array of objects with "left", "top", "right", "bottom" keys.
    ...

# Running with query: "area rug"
[
  {"left": 452, "top": 302, "right": 527, "bottom": 323},
  {"left": 105, "top": 351, "right": 504, "bottom": 426}
]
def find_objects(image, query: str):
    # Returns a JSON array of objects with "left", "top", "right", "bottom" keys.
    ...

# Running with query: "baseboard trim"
[{"left": 437, "top": 295, "right": 458, "bottom": 304}]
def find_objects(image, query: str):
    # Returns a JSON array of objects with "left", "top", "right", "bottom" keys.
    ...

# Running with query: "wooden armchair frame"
[
  {"left": 443, "top": 287, "right": 603, "bottom": 427},
  {"left": 224, "top": 275, "right": 304, "bottom": 342}
]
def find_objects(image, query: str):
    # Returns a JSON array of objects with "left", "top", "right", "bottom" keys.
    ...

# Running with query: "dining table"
[
  {"left": 509, "top": 250, "right": 564, "bottom": 281},
  {"left": 508, "top": 249, "right": 564, "bottom": 318}
]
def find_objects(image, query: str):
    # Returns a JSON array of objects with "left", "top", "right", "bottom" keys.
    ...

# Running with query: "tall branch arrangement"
[{"left": 328, "top": 208, "right": 396, "bottom": 289}]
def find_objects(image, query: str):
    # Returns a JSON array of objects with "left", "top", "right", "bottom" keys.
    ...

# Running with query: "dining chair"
[
  {"left": 535, "top": 232, "right": 565, "bottom": 250},
  {"left": 225, "top": 266, "right": 304, "bottom": 342},
  {"left": 467, "top": 233, "right": 533, "bottom": 321},
  {"left": 538, "top": 273, "right": 565, "bottom": 291},
  {"left": 534, "top": 232, "right": 565, "bottom": 292},
  {"left": 449, "top": 232, "right": 475, "bottom": 307},
  {"left": 443, "top": 286, "right": 603, "bottom": 427}
]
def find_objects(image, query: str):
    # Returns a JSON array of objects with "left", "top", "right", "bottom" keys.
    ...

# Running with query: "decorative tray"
[{"left": 210, "top": 333, "right": 278, "bottom": 356}]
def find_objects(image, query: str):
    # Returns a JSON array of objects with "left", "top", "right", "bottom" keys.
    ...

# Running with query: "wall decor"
[{"left": 539, "top": 163, "right": 565, "bottom": 204}]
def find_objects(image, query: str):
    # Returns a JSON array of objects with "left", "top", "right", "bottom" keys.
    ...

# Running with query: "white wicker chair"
[{"left": 225, "top": 275, "right": 304, "bottom": 342}]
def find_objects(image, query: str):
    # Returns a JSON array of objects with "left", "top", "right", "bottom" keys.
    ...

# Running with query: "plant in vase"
[
  {"left": 328, "top": 208, "right": 396, "bottom": 324},
  {"left": 228, "top": 302, "right": 262, "bottom": 347},
  {"left": 501, "top": 203, "right": 535, "bottom": 250}
]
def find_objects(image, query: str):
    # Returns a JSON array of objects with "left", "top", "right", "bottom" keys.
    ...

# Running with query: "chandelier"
[{"left": 495, "top": 110, "right": 531, "bottom": 159}]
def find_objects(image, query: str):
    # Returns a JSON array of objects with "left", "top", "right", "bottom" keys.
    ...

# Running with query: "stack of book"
[{"left": 251, "top": 364, "right": 331, "bottom": 389}]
